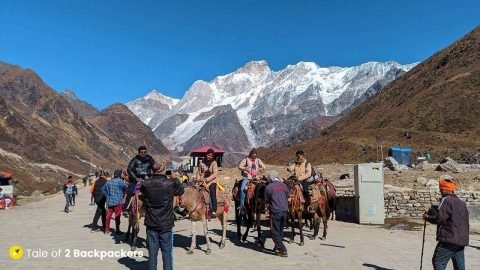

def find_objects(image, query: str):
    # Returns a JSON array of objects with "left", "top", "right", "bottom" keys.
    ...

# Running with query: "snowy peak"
[
  {"left": 126, "top": 89, "right": 180, "bottom": 127},
  {"left": 143, "top": 89, "right": 180, "bottom": 108},
  {"left": 127, "top": 59, "right": 418, "bottom": 151},
  {"left": 236, "top": 60, "right": 271, "bottom": 75}
]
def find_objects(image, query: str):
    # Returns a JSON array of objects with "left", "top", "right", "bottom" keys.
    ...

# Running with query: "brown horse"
[
  {"left": 232, "top": 178, "right": 267, "bottom": 246},
  {"left": 180, "top": 185, "right": 230, "bottom": 255},
  {"left": 125, "top": 192, "right": 145, "bottom": 251},
  {"left": 285, "top": 179, "right": 305, "bottom": 246},
  {"left": 308, "top": 182, "right": 329, "bottom": 240}
]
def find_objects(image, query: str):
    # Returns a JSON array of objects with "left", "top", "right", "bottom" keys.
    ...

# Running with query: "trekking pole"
[{"left": 420, "top": 219, "right": 427, "bottom": 270}]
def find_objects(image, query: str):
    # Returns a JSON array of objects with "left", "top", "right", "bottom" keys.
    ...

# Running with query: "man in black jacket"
[
  {"left": 140, "top": 162, "right": 184, "bottom": 270},
  {"left": 425, "top": 179, "right": 469, "bottom": 270},
  {"left": 125, "top": 146, "right": 155, "bottom": 214},
  {"left": 90, "top": 171, "right": 109, "bottom": 232}
]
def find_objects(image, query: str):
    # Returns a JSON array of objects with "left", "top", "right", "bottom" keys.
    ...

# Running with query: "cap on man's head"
[
  {"left": 295, "top": 150, "right": 305, "bottom": 156},
  {"left": 138, "top": 145, "right": 147, "bottom": 152},
  {"left": 439, "top": 179, "right": 456, "bottom": 192},
  {"left": 206, "top": 148, "right": 215, "bottom": 155},
  {"left": 265, "top": 170, "right": 279, "bottom": 181},
  {"left": 113, "top": 169, "right": 122, "bottom": 178},
  {"left": 153, "top": 162, "right": 166, "bottom": 174}
]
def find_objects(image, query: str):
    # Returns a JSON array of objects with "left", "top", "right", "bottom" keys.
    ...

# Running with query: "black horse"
[{"left": 232, "top": 177, "right": 267, "bottom": 247}]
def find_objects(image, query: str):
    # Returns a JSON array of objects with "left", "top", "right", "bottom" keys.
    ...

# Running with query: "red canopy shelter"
[
  {"left": 189, "top": 145, "right": 225, "bottom": 169},
  {"left": 190, "top": 145, "right": 225, "bottom": 155}
]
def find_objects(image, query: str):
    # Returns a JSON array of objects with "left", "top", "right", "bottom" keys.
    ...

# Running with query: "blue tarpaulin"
[{"left": 388, "top": 147, "right": 412, "bottom": 166}]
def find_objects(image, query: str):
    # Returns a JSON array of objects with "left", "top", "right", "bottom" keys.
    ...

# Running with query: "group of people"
[{"left": 61, "top": 144, "right": 470, "bottom": 270}]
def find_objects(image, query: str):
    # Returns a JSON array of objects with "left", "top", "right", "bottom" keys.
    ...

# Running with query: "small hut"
[{"left": 189, "top": 145, "right": 225, "bottom": 172}]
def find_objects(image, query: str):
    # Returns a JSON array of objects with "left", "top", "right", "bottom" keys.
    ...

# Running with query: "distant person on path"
[
  {"left": 0, "top": 187, "right": 14, "bottom": 209},
  {"left": 102, "top": 170, "right": 128, "bottom": 235},
  {"left": 90, "top": 171, "right": 108, "bottom": 232},
  {"left": 195, "top": 148, "right": 219, "bottom": 218},
  {"left": 63, "top": 177, "right": 78, "bottom": 213},
  {"left": 238, "top": 148, "right": 266, "bottom": 210},
  {"left": 265, "top": 170, "right": 289, "bottom": 257},
  {"left": 287, "top": 150, "right": 313, "bottom": 213},
  {"left": 140, "top": 162, "right": 184, "bottom": 270},
  {"left": 126, "top": 146, "right": 155, "bottom": 214},
  {"left": 67, "top": 176, "right": 77, "bottom": 206},
  {"left": 424, "top": 179, "right": 469, "bottom": 270}
]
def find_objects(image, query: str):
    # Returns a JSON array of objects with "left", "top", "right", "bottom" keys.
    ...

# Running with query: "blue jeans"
[
  {"left": 432, "top": 242, "right": 465, "bottom": 270},
  {"left": 64, "top": 194, "right": 72, "bottom": 212},
  {"left": 239, "top": 178, "right": 248, "bottom": 207},
  {"left": 147, "top": 228, "right": 173, "bottom": 270}
]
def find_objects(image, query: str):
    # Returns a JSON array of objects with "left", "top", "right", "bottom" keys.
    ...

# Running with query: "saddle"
[{"left": 309, "top": 182, "right": 327, "bottom": 204}]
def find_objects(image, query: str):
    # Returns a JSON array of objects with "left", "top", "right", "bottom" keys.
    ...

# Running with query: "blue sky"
[{"left": 1, "top": 0, "right": 479, "bottom": 109}]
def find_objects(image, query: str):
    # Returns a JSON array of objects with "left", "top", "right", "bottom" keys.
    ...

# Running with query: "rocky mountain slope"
[
  {"left": 60, "top": 89, "right": 99, "bottom": 120},
  {"left": 0, "top": 62, "right": 169, "bottom": 194},
  {"left": 90, "top": 103, "right": 170, "bottom": 156},
  {"left": 129, "top": 61, "right": 416, "bottom": 153},
  {"left": 260, "top": 26, "right": 480, "bottom": 165}
]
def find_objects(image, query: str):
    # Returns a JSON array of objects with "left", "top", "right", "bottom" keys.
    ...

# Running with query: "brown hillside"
[
  {"left": 260, "top": 26, "right": 480, "bottom": 165},
  {"left": 0, "top": 62, "right": 144, "bottom": 194},
  {"left": 90, "top": 104, "right": 170, "bottom": 156}
]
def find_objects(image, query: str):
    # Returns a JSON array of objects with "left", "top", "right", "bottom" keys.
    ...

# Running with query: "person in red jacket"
[{"left": 424, "top": 179, "right": 469, "bottom": 270}]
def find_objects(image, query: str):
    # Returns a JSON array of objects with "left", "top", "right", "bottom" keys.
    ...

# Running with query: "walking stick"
[{"left": 420, "top": 219, "right": 427, "bottom": 270}]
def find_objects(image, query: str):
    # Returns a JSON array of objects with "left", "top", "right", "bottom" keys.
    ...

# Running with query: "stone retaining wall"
[{"left": 335, "top": 188, "right": 480, "bottom": 218}]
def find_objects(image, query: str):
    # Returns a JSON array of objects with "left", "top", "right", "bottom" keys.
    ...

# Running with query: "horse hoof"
[
  {"left": 287, "top": 239, "right": 293, "bottom": 244},
  {"left": 206, "top": 249, "right": 211, "bottom": 255},
  {"left": 300, "top": 241, "right": 304, "bottom": 246},
  {"left": 309, "top": 236, "right": 316, "bottom": 240},
  {"left": 219, "top": 243, "right": 225, "bottom": 249},
  {"left": 130, "top": 246, "right": 136, "bottom": 251},
  {"left": 187, "top": 250, "right": 194, "bottom": 255},
  {"left": 319, "top": 237, "right": 326, "bottom": 241}
]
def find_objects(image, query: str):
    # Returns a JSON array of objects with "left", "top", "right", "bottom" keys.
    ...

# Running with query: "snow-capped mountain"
[
  {"left": 126, "top": 89, "right": 179, "bottom": 127},
  {"left": 128, "top": 60, "right": 417, "bottom": 152}
]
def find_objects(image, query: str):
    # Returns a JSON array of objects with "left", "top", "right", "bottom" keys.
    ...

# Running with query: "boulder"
[
  {"left": 416, "top": 177, "right": 428, "bottom": 185},
  {"left": 31, "top": 190, "right": 44, "bottom": 197},
  {"left": 436, "top": 157, "right": 464, "bottom": 173},
  {"left": 384, "top": 156, "right": 399, "bottom": 171},
  {"left": 426, "top": 179, "right": 439, "bottom": 191},
  {"left": 416, "top": 161, "right": 430, "bottom": 171},
  {"left": 397, "top": 165, "right": 409, "bottom": 171},
  {"left": 339, "top": 173, "right": 350, "bottom": 180},
  {"left": 474, "top": 176, "right": 480, "bottom": 181}
]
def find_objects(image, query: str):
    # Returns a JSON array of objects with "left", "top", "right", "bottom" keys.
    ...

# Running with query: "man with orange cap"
[{"left": 424, "top": 179, "right": 469, "bottom": 270}]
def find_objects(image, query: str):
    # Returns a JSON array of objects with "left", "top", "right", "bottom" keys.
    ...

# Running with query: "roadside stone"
[{"left": 416, "top": 177, "right": 428, "bottom": 185}]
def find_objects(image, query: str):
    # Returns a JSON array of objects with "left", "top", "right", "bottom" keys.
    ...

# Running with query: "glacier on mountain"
[{"left": 128, "top": 60, "right": 417, "bottom": 151}]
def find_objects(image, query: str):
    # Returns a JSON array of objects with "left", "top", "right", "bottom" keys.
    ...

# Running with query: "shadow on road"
[{"left": 362, "top": 263, "right": 393, "bottom": 270}]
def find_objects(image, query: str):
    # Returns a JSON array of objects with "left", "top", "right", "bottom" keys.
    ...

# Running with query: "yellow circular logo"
[{"left": 9, "top": 245, "right": 24, "bottom": 260}]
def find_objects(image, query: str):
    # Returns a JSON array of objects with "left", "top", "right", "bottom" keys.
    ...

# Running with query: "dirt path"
[{"left": 1, "top": 186, "right": 479, "bottom": 270}]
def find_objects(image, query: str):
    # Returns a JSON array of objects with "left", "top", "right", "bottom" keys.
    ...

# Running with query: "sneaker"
[
  {"left": 91, "top": 228, "right": 98, "bottom": 233},
  {"left": 211, "top": 212, "right": 217, "bottom": 219},
  {"left": 275, "top": 251, "right": 288, "bottom": 257},
  {"left": 115, "top": 230, "right": 124, "bottom": 235}
]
